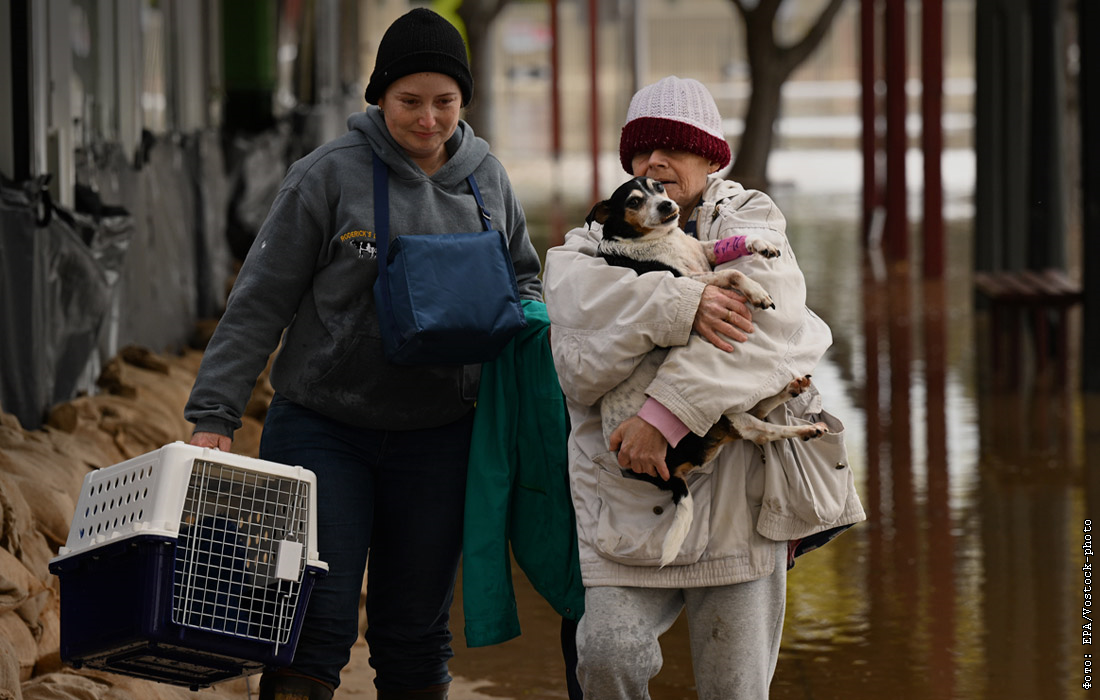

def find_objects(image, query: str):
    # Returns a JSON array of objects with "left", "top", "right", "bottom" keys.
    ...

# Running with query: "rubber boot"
[
  {"left": 257, "top": 669, "right": 335, "bottom": 700},
  {"left": 375, "top": 683, "right": 450, "bottom": 699}
]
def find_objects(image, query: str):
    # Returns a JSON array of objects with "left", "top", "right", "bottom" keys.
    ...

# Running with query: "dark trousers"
[
  {"left": 562, "top": 617, "right": 583, "bottom": 700},
  {"left": 260, "top": 394, "right": 472, "bottom": 690}
]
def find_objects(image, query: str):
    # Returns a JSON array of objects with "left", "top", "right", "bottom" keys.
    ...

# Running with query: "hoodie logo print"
[{"left": 341, "top": 230, "right": 377, "bottom": 260}]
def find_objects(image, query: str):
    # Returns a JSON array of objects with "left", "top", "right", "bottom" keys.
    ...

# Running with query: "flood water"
[{"left": 443, "top": 187, "right": 1097, "bottom": 700}]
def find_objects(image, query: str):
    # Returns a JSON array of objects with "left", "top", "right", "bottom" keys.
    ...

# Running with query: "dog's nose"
[{"left": 659, "top": 201, "right": 675, "bottom": 214}]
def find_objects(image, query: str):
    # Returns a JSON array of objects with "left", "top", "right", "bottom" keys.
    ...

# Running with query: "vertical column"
[
  {"left": 1081, "top": 0, "right": 1100, "bottom": 392},
  {"left": 588, "top": 0, "right": 600, "bottom": 204},
  {"left": 921, "top": 0, "right": 944, "bottom": 278},
  {"left": 222, "top": 0, "right": 277, "bottom": 133},
  {"left": 884, "top": 0, "right": 908, "bottom": 262},
  {"left": 116, "top": 0, "right": 143, "bottom": 164},
  {"left": 33, "top": 0, "right": 74, "bottom": 207},
  {"left": 1027, "top": 0, "right": 1065, "bottom": 269},
  {"left": 549, "top": 0, "right": 565, "bottom": 248},
  {"left": 2, "top": 0, "right": 30, "bottom": 181},
  {"left": 172, "top": 0, "right": 207, "bottom": 133},
  {"left": 860, "top": 0, "right": 881, "bottom": 246}
]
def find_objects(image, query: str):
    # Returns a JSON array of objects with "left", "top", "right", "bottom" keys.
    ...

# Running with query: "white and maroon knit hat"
[{"left": 619, "top": 76, "right": 732, "bottom": 174}]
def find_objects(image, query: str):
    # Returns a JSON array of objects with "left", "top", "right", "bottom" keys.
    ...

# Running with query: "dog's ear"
[{"left": 586, "top": 200, "right": 612, "bottom": 227}]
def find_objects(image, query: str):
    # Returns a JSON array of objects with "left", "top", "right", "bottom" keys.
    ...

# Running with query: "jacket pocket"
[
  {"left": 591, "top": 453, "right": 712, "bottom": 567},
  {"left": 763, "top": 408, "right": 850, "bottom": 526}
]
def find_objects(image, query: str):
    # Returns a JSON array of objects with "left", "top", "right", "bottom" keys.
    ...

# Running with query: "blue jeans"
[{"left": 259, "top": 394, "right": 472, "bottom": 690}]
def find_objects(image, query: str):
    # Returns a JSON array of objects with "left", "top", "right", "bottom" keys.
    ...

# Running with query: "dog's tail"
[{"left": 659, "top": 488, "right": 693, "bottom": 568}]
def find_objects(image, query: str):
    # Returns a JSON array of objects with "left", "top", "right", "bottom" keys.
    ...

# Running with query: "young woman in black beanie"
[{"left": 184, "top": 8, "right": 543, "bottom": 699}]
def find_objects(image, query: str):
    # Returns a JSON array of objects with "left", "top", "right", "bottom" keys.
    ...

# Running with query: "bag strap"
[
  {"left": 466, "top": 174, "right": 494, "bottom": 232},
  {"left": 371, "top": 151, "right": 494, "bottom": 271},
  {"left": 372, "top": 151, "right": 394, "bottom": 316},
  {"left": 371, "top": 150, "right": 497, "bottom": 323}
]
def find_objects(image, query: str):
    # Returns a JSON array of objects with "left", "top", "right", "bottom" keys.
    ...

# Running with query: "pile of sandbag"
[{"left": 0, "top": 345, "right": 271, "bottom": 700}]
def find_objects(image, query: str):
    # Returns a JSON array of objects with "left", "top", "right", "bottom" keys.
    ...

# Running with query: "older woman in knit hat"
[
  {"left": 184, "top": 8, "right": 542, "bottom": 700},
  {"left": 545, "top": 77, "right": 860, "bottom": 698}
]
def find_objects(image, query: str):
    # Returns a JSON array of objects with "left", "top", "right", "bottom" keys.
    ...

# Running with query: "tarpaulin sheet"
[
  {"left": 0, "top": 176, "right": 130, "bottom": 429},
  {"left": 2, "top": 127, "right": 255, "bottom": 428},
  {"left": 76, "top": 132, "right": 231, "bottom": 353},
  {"left": 188, "top": 131, "right": 232, "bottom": 318},
  {"left": 224, "top": 126, "right": 291, "bottom": 260}
]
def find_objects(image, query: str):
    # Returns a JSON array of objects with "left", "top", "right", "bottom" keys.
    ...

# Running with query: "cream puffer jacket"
[{"left": 544, "top": 176, "right": 865, "bottom": 588}]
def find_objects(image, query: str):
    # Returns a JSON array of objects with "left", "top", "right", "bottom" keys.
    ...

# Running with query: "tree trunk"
[
  {"left": 731, "top": 53, "right": 785, "bottom": 191},
  {"left": 728, "top": 0, "right": 847, "bottom": 191}
]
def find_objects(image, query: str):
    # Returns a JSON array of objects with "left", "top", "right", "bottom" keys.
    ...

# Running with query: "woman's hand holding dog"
[
  {"left": 694, "top": 286, "right": 753, "bottom": 352},
  {"left": 610, "top": 416, "right": 671, "bottom": 481}
]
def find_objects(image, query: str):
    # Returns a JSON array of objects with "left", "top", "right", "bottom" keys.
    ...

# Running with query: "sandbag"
[
  {"left": 0, "top": 435, "right": 86, "bottom": 506},
  {"left": 41, "top": 406, "right": 124, "bottom": 470},
  {"left": 0, "top": 472, "right": 33, "bottom": 555},
  {"left": 0, "top": 612, "right": 35, "bottom": 681},
  {"left": 13, "top": 533, "right": 53, "bottom": 608},
  {"left": 105, "top": 673, "right": 248, "bottom": 700},
  {"left": 92, "top": 352, "right": 197, "bottom": 452},
  {"left": 31, "top": 595, "right": 59, "bottom": 677},
  {"left": 0, "top": 548, "right": 43, "bottom": 617},
  {"left": 7, "top": 477, "right": 71, "bottom": 550},
  {"left": 32, "top": 430, "right": 97, "bottom": 477},
  {"left": 20, "top": 671, "right": 107, "bottom": 700},
  {"left": 0, "top": 416, "right": 26, "bottom": 450},
  {"left": 0, "top": 632, "right": 22, "bottom": 699}
]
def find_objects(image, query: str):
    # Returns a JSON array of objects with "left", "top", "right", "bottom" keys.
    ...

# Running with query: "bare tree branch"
[
  {"left": 724, "top": 0, "right": 848, "bottom": 189},
  {"left": 782, "top": 0, "right": 847, "bottom": 70}
]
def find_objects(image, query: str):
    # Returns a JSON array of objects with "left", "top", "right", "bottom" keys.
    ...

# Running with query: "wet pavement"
[{"left": 432, "top": 181, "right": 1096, "bottom": 699}]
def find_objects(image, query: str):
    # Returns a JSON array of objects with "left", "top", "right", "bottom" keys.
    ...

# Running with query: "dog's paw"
[
  {"left": 746, "top": 289, "right": 776, "bottom": 310},
  {"left": 798, "top": 422, "right": 829, "bottom": 440},
  {"left": 713, "top": 269, "right": 775, "bottom": 309},
  {"left": 736, "top": 275, "right": 776, "bottom": 310},
  {"left": 786, "top": 375, "right": 813, "bottom": 397},
  {"left": 747, "top": 236, "right": 781, "bottom": 259}
]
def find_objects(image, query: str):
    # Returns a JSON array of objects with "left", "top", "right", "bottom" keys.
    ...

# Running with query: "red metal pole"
[
  {"left": 549, "top": 0, "right": 565, "bottom": 247},
  {"left": 921, "top": 0, "right": 944, "bottom": 278},
  {"left": 589, "top": 0, "right": 600, "bottom": 204},
  {"left": 884, "top": 0, "right": 908, "bottom": 262},
  {"left": 550, "top": 0, "right": 561, "bottom": 161},
  {"left": 861, "top": 0, "right": 879, "bottom": 247}
]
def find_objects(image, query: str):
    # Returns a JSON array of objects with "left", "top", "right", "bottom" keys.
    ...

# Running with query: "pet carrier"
[{"left": 49, "top": 442, "right": 328, "bottom": 689}]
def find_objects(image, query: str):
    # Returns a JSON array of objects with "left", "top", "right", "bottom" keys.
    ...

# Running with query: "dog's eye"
[
  {"left": 653, "top": 182, "right": 665, "bottom": 193},
  {"left": 626, "top": 196, "right": 642, "bottom": 209}
]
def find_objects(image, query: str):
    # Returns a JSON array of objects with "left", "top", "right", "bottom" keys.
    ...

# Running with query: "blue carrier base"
[{"left": 48, "top": 535, "right": 323, "bottom": 690}]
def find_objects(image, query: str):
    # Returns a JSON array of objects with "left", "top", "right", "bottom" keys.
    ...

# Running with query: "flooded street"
[{"left": 441, "top": 180, "right": 1097, "bottom": 699}]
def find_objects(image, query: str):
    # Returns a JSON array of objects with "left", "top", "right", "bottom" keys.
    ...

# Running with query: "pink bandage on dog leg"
[{"left": 713, "top": 235, "right": 752, "bottom": 265}]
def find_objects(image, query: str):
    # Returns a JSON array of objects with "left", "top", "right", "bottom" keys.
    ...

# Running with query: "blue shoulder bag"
[{"left": 372, "top": 152, "right": 527, "bottom": 365}]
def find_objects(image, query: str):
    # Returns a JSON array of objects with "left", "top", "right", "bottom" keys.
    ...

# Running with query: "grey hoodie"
[{"left": 185, "top": 108, "right": 543, "bottom": 434}]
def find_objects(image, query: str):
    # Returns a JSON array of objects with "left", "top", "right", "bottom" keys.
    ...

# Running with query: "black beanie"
[{"left": 364, "top": 8, "right": 473, "bottom": 106}]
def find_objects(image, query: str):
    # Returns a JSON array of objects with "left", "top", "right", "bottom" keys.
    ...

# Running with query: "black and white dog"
[{"left": 588, "top": 176, "right": 827, "bottom": 567}]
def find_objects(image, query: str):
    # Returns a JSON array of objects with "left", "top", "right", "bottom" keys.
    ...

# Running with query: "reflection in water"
[
  {"left": 446, "top": 199, "right": 1094, "bottom": 700},
  {"left": 770, "top": 205, "right": 1090, "bottom": 700}
]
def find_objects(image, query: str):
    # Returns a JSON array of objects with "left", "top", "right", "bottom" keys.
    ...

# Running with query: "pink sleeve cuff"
[
  {"left": 713, "top": 235, "right": 751, "bottom": 265},
  {"left": 638, "top": 398, "right": 691, "bottom": 448}
]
